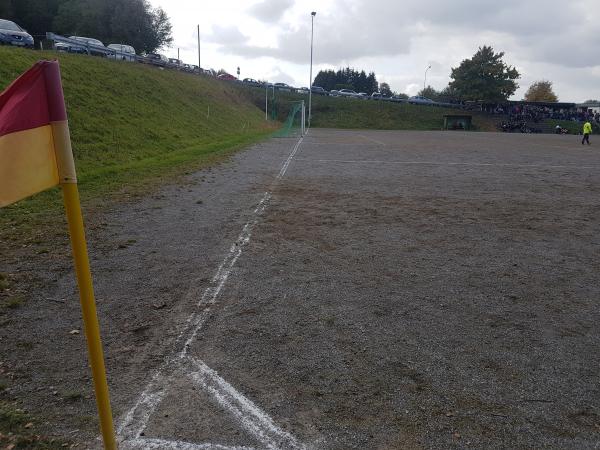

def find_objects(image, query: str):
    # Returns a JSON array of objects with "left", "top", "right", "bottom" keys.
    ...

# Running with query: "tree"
[
  {"left": 449, "top": 46, "right": 520, "bottom": 102},
  {"left": 524, "top": 80, "right": 558, "bottom": 102},
  {"left": 379, "top": 82, "right": 392, "bottom": 97},
  {"left": 4, "top": 0, "right": 173, "bottom": 52},
  {"left": 313, "top": 67, "right": 379, "bottom": 94},
  {"left": 438, "top": 85, "right": 460, "bottom": 103},
  {"left": 418, "top": 85, "right": 439, "bottom": 100}
]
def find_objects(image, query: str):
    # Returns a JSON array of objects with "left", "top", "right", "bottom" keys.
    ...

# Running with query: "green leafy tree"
[
  {"left": 313, "top": 67, "right": 378, "bottom": 94},
  {"left": 436, "top": 85, "right": 461, "bottom": 103},
  {"left": 379, "top": 82, "right": 392, "bottom": 97},
  {"left": 5, "top": 0, "right": 172, "bottom": 52},
  {"left": 524, "top": 80, "right": 558, "bottom": 102},
  {"left": 418, "top": 85, "right": 440, "bottom": 100},
  {"left": 449, "top": 45, "right": 520, "bottom": 102}
]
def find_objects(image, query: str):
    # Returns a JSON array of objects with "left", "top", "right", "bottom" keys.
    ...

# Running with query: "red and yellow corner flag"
[
  {"left": 0, "top": 60, "right": 76, "bottom": 207},
  {"left": 0, "top": 61, "right": 116, "bottom": 450}
]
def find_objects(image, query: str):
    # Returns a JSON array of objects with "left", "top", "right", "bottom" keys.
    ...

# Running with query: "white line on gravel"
[
  {"left": 122, "top": 437, "right": 256, "bottom": 449},
  {"left": 118, "top": 136, "right": 306, "bottom": 448},
  {"left": 187, "top": 357, "right": 305, "bottom": 450},
  {"left": 292, "top": 157, "right": 599, "bottom": 170},
  {"left": 357, "top": 134, "right": 387, "bottom": 146}
]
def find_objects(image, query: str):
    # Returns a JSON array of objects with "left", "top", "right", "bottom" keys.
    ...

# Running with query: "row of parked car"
[
  {"left": 238, "top": 79, "right": 440, "bottom": 105},
  {"left": 0, "top": 18, "right": 448, "bottom": 107}
]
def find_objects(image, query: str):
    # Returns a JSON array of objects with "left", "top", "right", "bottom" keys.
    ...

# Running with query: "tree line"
[
  {"left": 0, "top": 0, "right": 172, "bottom": 53},
  {"left": 313, "top": 68, "right": 379, "bottom": 94}
]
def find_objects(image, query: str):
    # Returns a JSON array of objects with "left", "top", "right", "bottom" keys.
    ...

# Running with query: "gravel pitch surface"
[{"left": 2, "top": 129, "right": 600, "bottom": 449}]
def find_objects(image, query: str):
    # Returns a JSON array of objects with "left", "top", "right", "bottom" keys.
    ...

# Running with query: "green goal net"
[{"left": 272, "top": 101, "right": 304, "bottom": 138}]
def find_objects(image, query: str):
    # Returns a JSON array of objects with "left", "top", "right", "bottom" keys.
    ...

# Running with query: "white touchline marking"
[
  {"left": 292, "top": 157, "right": 599, "bottom": 170},
  {"left": 122, "top": 437, "right": 256, "bottom": 450},
  {"left": 187, "top": 357, "right": 305, "bottom": 450},
  {"left": 118, "top": 136, "right": 306, "bottom": 447},
  {"left": 357, "top": 134, "right": 386, "bottom": 146}
]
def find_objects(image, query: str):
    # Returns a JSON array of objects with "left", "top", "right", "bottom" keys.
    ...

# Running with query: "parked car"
[
  {"left": 370, "top": 92, "right": 388, "bottom": 101},
  {"left": 55, "top": 36, "right": 106, "bottom": 56},
  {"left": 296, "top": 87, "right": 309, "bottom": 95},
  {"left": 143, "top": 53, "right": 168, "bottom": 67},
  {"left": 217, "top": 73, "right": 237, "bottom": 81},
  {"left": 311, "top": 86, "right": 328, "bottom": 96},
  {"left": 408, "top": 95, "right": 436, "bottom": 105},
  {"left": 390, "top": 95, "right": 408, "bottom": 103},
  {"left": 0, "top": 19, "right": 34, "bottom": 48},
  {"left": 182, "top": 63, "right": 194, "bottom": 72},
  {"left": 357, "top": 92, "right": 369, "bottom": 99},
  {"left": 107, "top": 44, "right": 136, "bottom": 61},
  {"left": 242, "top": 78, "right": 262, "bottom": 88},
  {"left": 329, "top": 90, "right": 340, "bottom": 97},
  {"left": 338, "top": 89, "right": 359, "bottom": 98},
  {"left": 191, "top": 65, "right": 200, "bottom": 74},
  {"left": 168, "top": 58, "right": 183, "bottom": 69},
  {"left": 274, "top": 82, "right": 292, "bottom": 92}
]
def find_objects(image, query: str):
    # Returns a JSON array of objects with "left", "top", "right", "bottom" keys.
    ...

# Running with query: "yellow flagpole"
[
  {"left": 61, "top": 182, "right": 117, "bottom": 450},
  {"left": 47, "top": 61, "right": 117, "bottom": 449}
]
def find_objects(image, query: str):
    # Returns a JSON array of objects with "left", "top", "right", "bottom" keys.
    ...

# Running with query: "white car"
[
  {"left": 408, "top": 95, "right": 436, "bottom": 105},
  {"left": 108, "top": 44, "right": 136, "bottom": 61},
  {"left": 55, "top": 36, "right": 106, "bottom": 55},
  {"left": 338, "top": 89, "right": 359, "bottom": 98}
]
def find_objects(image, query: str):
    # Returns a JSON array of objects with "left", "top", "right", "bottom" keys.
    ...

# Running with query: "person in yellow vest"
[{"left": 582, "top": 121, "right": 592, "bottom": 145}]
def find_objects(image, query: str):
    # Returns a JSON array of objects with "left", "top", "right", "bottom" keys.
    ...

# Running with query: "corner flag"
[
  {"left": 0, "top": 61, "right": 116, "bottom": 449},
  {"left": 0, "top": 61, "right": 76, "bottom": 206}
]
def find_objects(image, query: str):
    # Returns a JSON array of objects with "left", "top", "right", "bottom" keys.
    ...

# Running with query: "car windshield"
[{"left": 0, "top": 19, "right": 22, "bottom": 32}]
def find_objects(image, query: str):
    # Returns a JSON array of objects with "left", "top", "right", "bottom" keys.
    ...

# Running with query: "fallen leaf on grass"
[{"left": 69, "top": 330, "right": 80, "bottom": 335}]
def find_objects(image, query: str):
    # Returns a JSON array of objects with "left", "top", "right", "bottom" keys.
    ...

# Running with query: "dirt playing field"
[{"left": 1, "top": 129, "right": 599, "bottom": 449}]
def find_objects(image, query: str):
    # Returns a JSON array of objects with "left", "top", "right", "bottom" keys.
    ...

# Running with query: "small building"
[{"left": 443, "top": 114, "right": 472, "bottom": 130}]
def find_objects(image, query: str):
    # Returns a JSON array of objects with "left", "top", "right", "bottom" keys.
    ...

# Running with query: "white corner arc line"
[{"left": 118, "top": 136, "right": 305, "bottom": 448}]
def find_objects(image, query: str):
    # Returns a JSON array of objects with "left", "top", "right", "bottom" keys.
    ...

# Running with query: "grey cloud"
[
  {"left": 206, "top": 25, "right": 248, "bottom": 46},
  {"left": 213, "top": 6, "right": 415, "bottom": 65},
  {"left": 247, "top": 0, "right": 295, "bottom": 23}
]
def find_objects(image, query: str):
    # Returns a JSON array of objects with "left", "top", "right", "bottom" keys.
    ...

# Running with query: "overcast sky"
[{"left": 149, "top": 0, "right": 599, "bottom": 102}]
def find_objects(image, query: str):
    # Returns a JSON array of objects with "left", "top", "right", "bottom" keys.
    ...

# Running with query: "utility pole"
[
  {"left": 308, "top": 11, "right": 316, "bottom": 128},
  {"left": 197, "top": 25, "right": 201, "bottom": 71}
]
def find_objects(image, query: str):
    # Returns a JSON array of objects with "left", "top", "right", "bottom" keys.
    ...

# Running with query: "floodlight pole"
[
  {"left": 197, "top": 25, "right": 201, "bottom": 71},
  {"left": 308, "top": 11, "right": 316, "bottom": 128},
  {"left": 424, "top": 64, "right": 431, "bottom": 91}
]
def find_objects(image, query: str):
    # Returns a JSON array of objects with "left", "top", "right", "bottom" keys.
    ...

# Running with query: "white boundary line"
[
  {"left": 292, "top": 157, "right": 599, "bottom": 170},
  {"left": 122, "top": 437, "right": 256, "bottom": 450},
  {"left": 357, "top": 134, "right": 386, "bottom": 146},
  {"left": 118, "top": 136, "right": 306, "bottom": 449},
  {"left": 187, "top": 357, "right": 304, "bottom": 450}
]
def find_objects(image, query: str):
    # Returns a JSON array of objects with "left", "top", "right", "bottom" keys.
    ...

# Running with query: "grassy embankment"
[
  {"left": 0, "top": 46, "right": 277, "bottom": 239},
  {"left": 310, "top": 96, "right": 499, "bottom": 131},
  {"left": 238, "top": 85, "right": 499, "bottom": 131}
]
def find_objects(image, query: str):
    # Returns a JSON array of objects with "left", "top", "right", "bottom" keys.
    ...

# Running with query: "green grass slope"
[
  {"left": 238, "top": 87, "right": 499, "bottom": 132},
  {"left": 0, "top": 46, "right": 276, "bottom": 239},
  {"left": 309, "top": 96, "right": 499, "bottom": 131}
]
